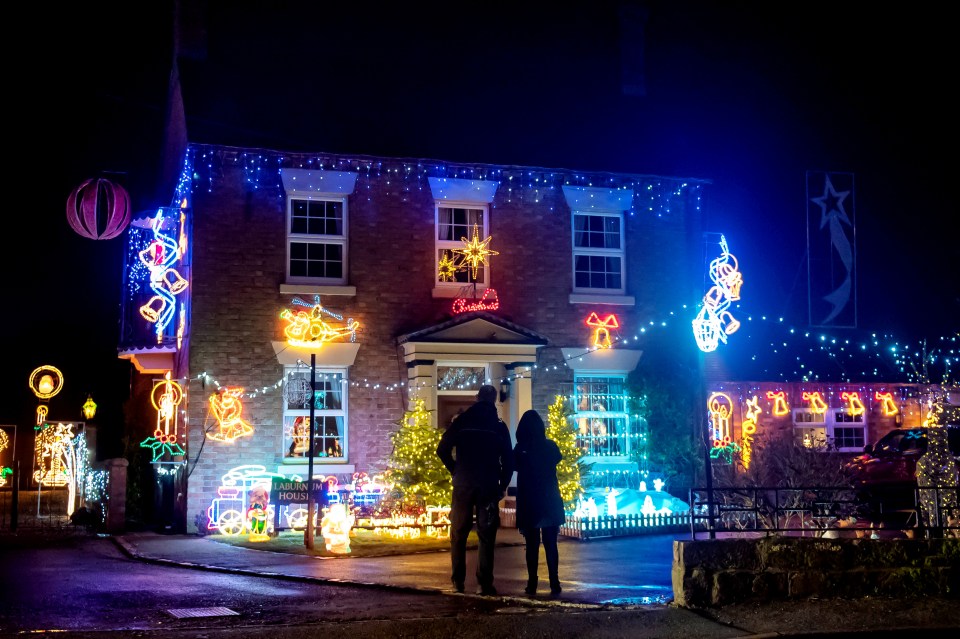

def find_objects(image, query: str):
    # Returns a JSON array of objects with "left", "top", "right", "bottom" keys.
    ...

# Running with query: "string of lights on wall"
[{"left": 183, "top": 144, "right": 705, "bottom": 219}]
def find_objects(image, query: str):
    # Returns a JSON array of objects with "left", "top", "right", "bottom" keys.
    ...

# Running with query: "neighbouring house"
[{"left": 116, "top": 143, "right": 709, "bottom": 533}]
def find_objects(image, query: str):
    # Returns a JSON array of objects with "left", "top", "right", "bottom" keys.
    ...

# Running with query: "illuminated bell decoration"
[
  {"left": 586, "top": 312, "right": 619, "bottom": 348},
  {"left": 66, "top": 177, "right": 131, "bottom": 240},
  {"left": 82, "top": 395, "right": 97, "bottom": 420}
]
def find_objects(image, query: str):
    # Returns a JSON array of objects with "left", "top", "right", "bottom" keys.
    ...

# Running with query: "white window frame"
[
  {"left": 286, "top": 195, "right": 349, "bottom": 285},
  {"left": 282, "top": 366, "right": 348, "bottom": 463},
  {"left": 571, "top": 209, "right": 625, "bottom": 295},
  {"left": 435, "top": 202, "right": 490, "bottom": 289},
  {"left": 792, "top": 407, "right": 865, "bottom": 452},
  {"left": 572, "top": 374, "right": 631, "bottom": 458}
]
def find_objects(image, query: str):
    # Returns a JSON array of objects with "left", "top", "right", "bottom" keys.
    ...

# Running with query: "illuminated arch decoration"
[
  {"left": 585, "top": 312, "right": 619, "bottom": 348},
  {"left": 875, "top": 391, "right": 899, "bottom": 416},
  {"left": 140, "top": 372, "right": 186, "bottom": 462},
  {"left": 33, "top": 422, "right": 74, "bottom": 486},
  {"left": 208, "top": 387, "right": 255, "bottom": 442},
  {"left": 281, "top": 295, "right": 359, "bottom": 347},
  {"left": 841, "top": 391, "right": 865, "bottom": 416},
  {"left": 802, "top": 391, "right": 828, "bottom": 414},
  {"left": 138, "top": 209, "right": 189, "bottom": 343},
  {"left": 451, "top": 223, "right": 498, "bottom": 281},
  {"left": 765, "top": 390, "right": 790, "bottom": 416},
  {"left": 693, "top": 235, "right": 743, "bottom": 352},
  {"left": 740, "top": 396, "right": 762, "bottom": 470},
  {"left": 452, "top": 287, "right": 499, "bottom": 314},
  {"left": 437, "top": 250, "right": 458, "bottom": 282}
]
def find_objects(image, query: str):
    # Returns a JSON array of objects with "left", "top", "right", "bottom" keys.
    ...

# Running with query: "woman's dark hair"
[{"left": 516, "top": 409, "right": 546, "bottom": 444}]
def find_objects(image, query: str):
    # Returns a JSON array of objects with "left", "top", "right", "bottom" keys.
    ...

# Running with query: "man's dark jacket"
[{"left": 436, "top": 401, "right": 514, "bottom": 494}]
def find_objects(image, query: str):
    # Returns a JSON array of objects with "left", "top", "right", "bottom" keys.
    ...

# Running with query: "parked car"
[{"left": 845, "top": 425, "right": 960, "bottom": 525}]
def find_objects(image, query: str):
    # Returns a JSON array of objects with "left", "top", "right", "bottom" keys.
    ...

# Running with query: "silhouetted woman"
[{"left": 513, "top": 409, "right": 565, "bottom": 596}]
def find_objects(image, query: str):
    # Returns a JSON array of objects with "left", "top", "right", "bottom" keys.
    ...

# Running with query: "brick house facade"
[{"left": 118, "top": 143, "right": 708, "bottom": 533}]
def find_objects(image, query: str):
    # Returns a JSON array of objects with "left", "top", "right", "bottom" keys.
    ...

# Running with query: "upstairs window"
[
  {"left": 288, "top": 197, "right": 347, "bottom": 284},
  {"left": 572, "top": 211, "right": 624, "bottom": 293},
  {"left": 436, "top": 205, "right": 489, "bottom": 287}
]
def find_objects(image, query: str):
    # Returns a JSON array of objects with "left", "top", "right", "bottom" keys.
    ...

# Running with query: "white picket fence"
[{"left": 559, "top": 512, "right": 690, "bottom": 540}]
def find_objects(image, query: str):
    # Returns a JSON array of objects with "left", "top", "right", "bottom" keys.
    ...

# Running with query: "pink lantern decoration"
[{"left": 66, "top": 178, "right": 132, "bottom": 240}]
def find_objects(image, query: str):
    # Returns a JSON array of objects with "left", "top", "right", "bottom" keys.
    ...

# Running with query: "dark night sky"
[{"left": 5, "top": 2, "right": 956, "bottom": 447}]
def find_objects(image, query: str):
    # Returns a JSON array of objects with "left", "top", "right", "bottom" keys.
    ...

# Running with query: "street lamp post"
[{"left": 305, "top": 353, "right": 317, "bottom": 550}]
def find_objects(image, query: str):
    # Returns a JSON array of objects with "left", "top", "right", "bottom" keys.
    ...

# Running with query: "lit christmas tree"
[
  {"left": 546, "top": 394, "right": 585, "bottom": 510},
  {"left": 384, "top": 398, "right": 452, "bottom": 507},
  {"left": 916, "top": 396, "right": 959, "bottom": 529}
]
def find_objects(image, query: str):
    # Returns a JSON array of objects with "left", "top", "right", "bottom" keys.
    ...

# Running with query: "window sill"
[
  {"left": 432, "top": 285, "right": 488, "bottom": 299},
  {"left": 568, "top": 293, "right": 635, "bottom": 306},
  {"left": 281, "top": 283, "right": 356, "bottom": 296}
]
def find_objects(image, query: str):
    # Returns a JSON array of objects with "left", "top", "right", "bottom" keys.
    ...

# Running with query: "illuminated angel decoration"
[
  {"left": 693, "top": 235, "right": 743, "bottom": 352},
  {"left": 281, "top": 296, "right": 359, "bottom": 347},
  {"left": 208, "top": 387, "right": 255, "bottom": 442},
  {"left": 452, "top": 223, "right": 498, "bottom": 281},
  {"left": 137, "top": 209, "right": 188, "bottom": 343},
  {"left": 33, "top": 422, "right": 74, "bottom": 486}
]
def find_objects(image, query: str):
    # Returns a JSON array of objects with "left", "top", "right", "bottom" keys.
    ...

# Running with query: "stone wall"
[{"left": 672, "top": 536, "right": 960, "bottom": 607}]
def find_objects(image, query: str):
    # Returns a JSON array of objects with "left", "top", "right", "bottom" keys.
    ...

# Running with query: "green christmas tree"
[
  {"left": 384, "top": 398, "right": 452, "bottom": 507},
  {"left": 916, "top": 398, "right": 959, "bottom": 528},
  {"left": 546, "top": 394, "right": 585, "bottom": 510}
]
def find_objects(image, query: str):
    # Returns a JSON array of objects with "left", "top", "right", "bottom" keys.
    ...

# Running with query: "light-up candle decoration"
[
  {"left": 585, "top": 312, "right": 619, "bottom": 348},
  {"left": 693, "top": 235, "right": 743, "bottom": 352},
  {"left": 765, "top": 390, "right": 790, "bottom": 416},
  {"left": 708, "top": 392, "right": 739, "bottom": 463},
  {"left": 29, "top": 365, "right": 64, "bottom": 426},
  {"left": 140, "top": 372, "right": 186, "bottom": 462}
]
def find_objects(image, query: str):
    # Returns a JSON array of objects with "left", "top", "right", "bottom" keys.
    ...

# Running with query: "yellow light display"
[
  {"left": 82, "top": 395, "right": 97, "bottom": 420},
  {"left": 740, "top": 396, "right": 762, "bottom": 470},
  {"left": 320, "top": 502, "right": 355, "bottom": 553},
  {"left": 452, "top": 223, "right": 498, "bottom": 281},
  {"left": 141, "top": 372, "right": 186, "bottom": 462},
  {"left": 29, "top": 365, "right": 64, "bottom": 426},
  {"left": 0, "top": 429, "right": 10, "bottom": 488},
  {"left": 208, "top": 387, "right": 255, "bottom": 442},
  {"left": 437, "top": 250, "right": 458, "bottom": 282},
  {"left": 281, "top": 296, "right": 359, "bottom": 347},
  {"left": 765, "top": 390, "right": 790, "bottom": 416},
  {"left": 585, "top": 312, "right": 619, "bottom": 348},
  {"left": 841, "top": 391, "right": 865, "bottom": 416},
  {"left": 802, "top": 391, "right": 828, "bottom": 414},
  {"left": 693, "top": 235, "right": 743, "bottom": 352},
  {"left": 875, "top": 391, "right": 899, "bottom": 416},
  {"left": 707, "top": 392, "right": 733, "bottom": 442},
  {"left": 33, "top": 422, "right": 74, "bottom": 486}
]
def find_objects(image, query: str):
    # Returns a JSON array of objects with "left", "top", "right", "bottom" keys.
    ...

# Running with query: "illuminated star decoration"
[
  {"left": 693, "top": 235, "right": 743, "bottom": 352},
  {"left": 140, "top": 372, "right": 186, "bottom": 462},
  {"left": 452, "top": 223, "right": 498, "bottom": 281},
  {"left": 437, "top": 250, "right": 458, "bottom": 282},
  {"left": 810, "top": 175, "right": 853, "bottom": 324},
  {"left": 281, "top": 296, "right": 359, "bottom": 347}
]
